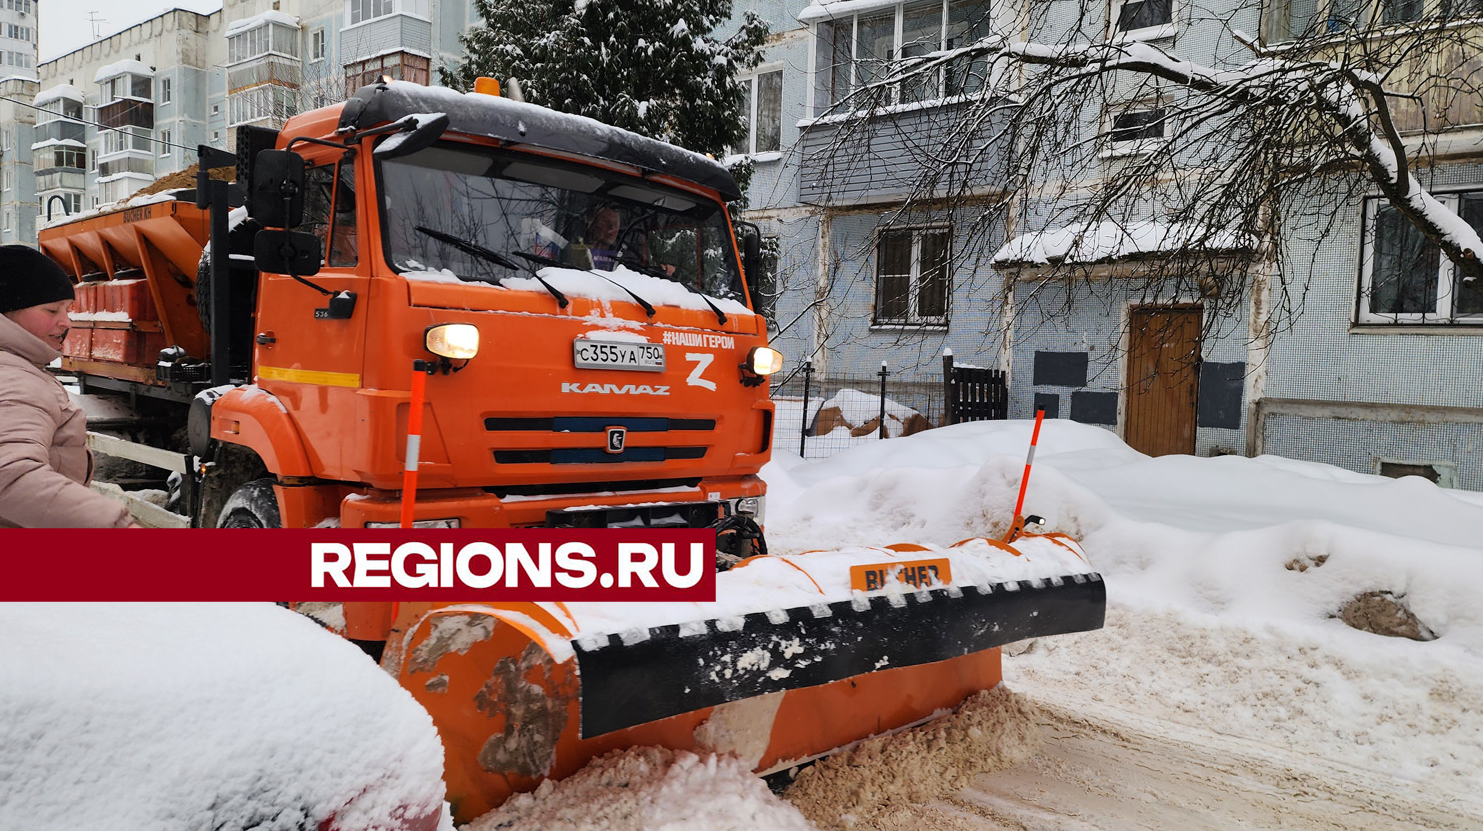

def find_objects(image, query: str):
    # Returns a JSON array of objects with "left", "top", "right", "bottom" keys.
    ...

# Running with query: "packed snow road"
[{"left": 903, "top": 690, "right": 1483, "bottom": 831}]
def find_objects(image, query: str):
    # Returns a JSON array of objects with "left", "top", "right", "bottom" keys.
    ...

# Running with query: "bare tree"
[{"left": 814, "top": 3, "right": 1483, "bottom": 344}]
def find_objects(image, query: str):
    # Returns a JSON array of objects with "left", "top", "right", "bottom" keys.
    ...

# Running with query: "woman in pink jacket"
[{"left": 0, "top": 245, "right": 136, "bottom": 528}]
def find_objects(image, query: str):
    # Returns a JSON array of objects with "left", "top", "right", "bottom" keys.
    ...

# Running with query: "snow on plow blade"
[{"left": 574, "top": 569, "right": 1105, "bottom": 737}]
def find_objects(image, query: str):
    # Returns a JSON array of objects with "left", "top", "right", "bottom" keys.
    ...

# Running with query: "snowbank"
[
  {"left": 0, "top": 604, "right": 452, "bottom": 831},
  {"left": 763, "top": 418, "right": 1483, "bottom": 796}
]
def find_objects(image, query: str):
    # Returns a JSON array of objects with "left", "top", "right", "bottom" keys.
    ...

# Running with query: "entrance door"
[{"left": 1125, "top": 306, "right": 1201, "bottom": 456}]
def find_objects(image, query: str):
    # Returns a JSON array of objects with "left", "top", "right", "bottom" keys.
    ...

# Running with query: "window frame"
[
  {"left": 1110, "top": 0, "right": 1178, "bottom": 40},
  {"left": 735, "top": 67, "right": 784, "bottom": 157},
  {"left": 310, "top": 28, "right": 326, "bottom": 61},
  {"left": 814, "top": 0, "right": 994, "bottom": 115},
  {"left": 872, "top": 224, "right": 952, "bottom": 327},
  {"left": 158, "top": 77, "right": 172, "bottom": 104},
  {"left": 1357, "top": 192, "right": 1483, "bottom": 325},
  {"left": 1102, "top": 100, "right": 1170, "bottom": 157},
  {"left": 348, "top": 0, "right": 395, "bottom": 26}
]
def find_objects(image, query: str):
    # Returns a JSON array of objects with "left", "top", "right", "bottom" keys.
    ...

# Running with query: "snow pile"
[
  {"left": 464, "top": 747, "right": 815, "bottom": 831},
  {"left": 0, "top": 604, "right": 453, "bottom": 831},
  {"left": 784, "top": 687, "right": 1042, "bottom": 830},
  {"left": 763, "top": 419, "right": 1483, "bottom": 795}
]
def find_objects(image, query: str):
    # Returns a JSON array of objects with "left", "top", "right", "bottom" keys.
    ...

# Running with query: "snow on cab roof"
[
  {"left": 226, "top": 8, "right": 300, "bottom": 36},
  {"left": 339, "top": 80, "right": 741, "bottom": 201},
  {"left": 34, "top": 84, "right": 85, "bottom": 106}
]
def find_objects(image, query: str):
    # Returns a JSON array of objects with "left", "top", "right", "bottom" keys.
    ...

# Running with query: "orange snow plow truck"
[{"left": 39, "top": 80, "right": 1105, "bottom": 824}]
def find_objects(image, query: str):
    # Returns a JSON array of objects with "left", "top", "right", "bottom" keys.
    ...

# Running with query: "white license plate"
[{"left": 572, "top": 339, "right": 665, "bottom": 372}]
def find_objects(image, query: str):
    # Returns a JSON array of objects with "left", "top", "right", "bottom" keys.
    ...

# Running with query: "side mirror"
[
  {"left": 374, "top": 113, "right": 450, "bottom": 160},
  {"left": 251, "top": 149, "right": 307, "bottom": 228},
  {"left": 253, "top": 229, "right": 322, "bottom": 277},
  {"left": 738, "top": 221, "right": 762, "bottom": 298}
]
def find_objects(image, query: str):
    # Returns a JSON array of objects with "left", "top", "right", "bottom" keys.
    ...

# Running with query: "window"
[
  {"left": 228, "top": 22, "right": 299, "bottom": 64},
  {"left": 100, "top": 73, "right": 151, "bottom": 103},
  {"left": 159, "top": 130, "right": 172, "bottom": 156},
  {"left": 1111, "top": 0, "right": 1175, "bottom": 38},
  {"left": 349, "top": 0, "right": 394, "bottom": 25},
  {"left": 228, "top": 85, "right": 298, "bottom": 125},
  {"left": 101, "top": 127, "right": 153, "bottom": 156},
  {"left": 1358, "top": 193, "right": 1483, "bottom": 323},
  {"left": 815, "top": 0, "right": 992, "bottom": 113},
  {"left": 311, "top": 28, "right": 326, "bottom": 61},
  {"left": 3, "top": 210, "right": 11, "bottom": 232},
  {"left": 874, "top": 227, "right": 950, "bottom": 325},
  {"left": 1265, "top": 0, "right": 1436, "bottom": 42},
  {"left": 735, "top": 69, "right": 783, "bottom": 155},
  {"left": 159, "top": 77, "right": 171, "bottom": 103},
  {"left": 2, "top": 169, "right": 11, "bottom": 191},
  {"left": 0, "top": 127, "right": 9, "bottom": 150},
  {"left": 1104, "top": 103, "right": 1167, "bottom": 154}
]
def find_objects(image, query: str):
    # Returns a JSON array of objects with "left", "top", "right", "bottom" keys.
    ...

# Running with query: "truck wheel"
[{"left": 216, "top": 478, "right": 282, "bottom": 528}]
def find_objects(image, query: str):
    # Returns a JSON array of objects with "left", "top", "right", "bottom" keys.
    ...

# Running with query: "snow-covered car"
[{"left": 0, "top": 603, "right": 452, "bottom": 831}]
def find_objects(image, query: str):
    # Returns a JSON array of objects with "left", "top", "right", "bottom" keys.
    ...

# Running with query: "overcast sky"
[{"left": 40, "top": 0, "right": 223, "bottom": 63}]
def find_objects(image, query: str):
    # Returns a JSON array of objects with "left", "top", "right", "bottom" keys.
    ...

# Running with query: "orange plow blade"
[{"left": 383, "top": 534, "right": 1105, "bottom": 823}]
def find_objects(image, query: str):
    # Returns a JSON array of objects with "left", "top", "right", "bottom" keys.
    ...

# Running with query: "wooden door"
[{"left": 1125, "top": 307, "right": 1201, "bottom": 456}]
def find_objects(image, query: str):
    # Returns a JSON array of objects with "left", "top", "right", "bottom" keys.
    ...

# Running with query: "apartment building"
[
  {"left": 26, "top": 0, "right": 471, "bottom": 228},
  {"left": 724, "top": 0, "right": 1483, "bottom": 488}
]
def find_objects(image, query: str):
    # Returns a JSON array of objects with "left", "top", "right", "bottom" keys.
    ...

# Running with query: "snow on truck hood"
[{"left": 0, "top": 603, "right": 452, "bottom": 831}]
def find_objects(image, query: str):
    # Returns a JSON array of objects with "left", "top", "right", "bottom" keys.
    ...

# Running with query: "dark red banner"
[{"left": 0, "top": 529, "right": 716, "bottom": 601}]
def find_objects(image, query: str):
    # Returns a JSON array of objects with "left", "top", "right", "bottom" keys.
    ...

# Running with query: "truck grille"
[
  {"left": 487, "top": 415, "right": 715, "bottom": 465},
  {"left": 485, "top": 417, "right": 716, "bottom": 432}
]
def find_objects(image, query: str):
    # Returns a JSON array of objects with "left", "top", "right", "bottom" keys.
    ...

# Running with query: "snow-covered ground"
[
  {"left": 7, "top": 420, "right": 1481, "bottom": 829},
  {"left": 476, "top": 419, "right": 1483, "bottom": 828}
]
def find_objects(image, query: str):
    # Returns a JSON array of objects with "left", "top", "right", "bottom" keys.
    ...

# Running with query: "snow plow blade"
[
  {"left": 574, "top": 571, "right": 1105, "bottom": 737},
  {"left": 381, "top": 533, "right": 1105, "bottom": 823}
]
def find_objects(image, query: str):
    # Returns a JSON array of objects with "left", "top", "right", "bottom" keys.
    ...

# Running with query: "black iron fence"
[{"left": 770, "top": 357, "right": 1006, "bottom": 459}]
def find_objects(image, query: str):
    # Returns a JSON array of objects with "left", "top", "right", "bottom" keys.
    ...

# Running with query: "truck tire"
[{"left": 216, "top": 478, "right": 282, "bottom": 528}]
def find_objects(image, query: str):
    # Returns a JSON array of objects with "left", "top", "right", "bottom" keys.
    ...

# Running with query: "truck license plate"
[
  {"left": 573, "top": 339, "right": 665, "bottom": 372},
  {"left": 849, "top": 558, "right": 953, "bottom": 592}
]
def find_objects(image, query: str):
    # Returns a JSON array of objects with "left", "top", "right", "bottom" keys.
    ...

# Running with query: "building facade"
[{"left": 724, "top": 0, "right": 1483, "bottom": 489}]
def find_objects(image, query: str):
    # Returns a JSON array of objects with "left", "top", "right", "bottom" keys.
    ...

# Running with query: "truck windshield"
[{"left": 378, "top": 142, "right": 747, "bottom": 303}]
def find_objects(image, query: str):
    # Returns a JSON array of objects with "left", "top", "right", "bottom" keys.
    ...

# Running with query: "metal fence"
[{"left": 770, "top": 360, "right": 994, "bottom": 459}]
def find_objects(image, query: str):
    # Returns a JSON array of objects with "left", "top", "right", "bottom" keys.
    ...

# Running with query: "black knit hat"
[{"left": 0, "top": 245, "right": 75, "bottom": 315}]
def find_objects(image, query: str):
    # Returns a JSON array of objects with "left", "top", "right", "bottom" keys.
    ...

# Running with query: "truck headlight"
[
  {"left": 746, "top": 347, "right": 783, "bottom": 376},
  {"left": 426, "top": 324, "right": 479, "bottom": 360}
]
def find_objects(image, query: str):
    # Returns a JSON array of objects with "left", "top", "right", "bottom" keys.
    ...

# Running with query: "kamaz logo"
[{"left": 561, "top": 382, "right": 671, "bottom": 396}]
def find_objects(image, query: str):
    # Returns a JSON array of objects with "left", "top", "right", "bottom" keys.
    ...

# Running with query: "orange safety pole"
[
  {"left": 400, "top": 360, "right": 429, "bottom": 529},
  {"left": 1004, "top": 409, "right": 1045, "bottom": 543}
]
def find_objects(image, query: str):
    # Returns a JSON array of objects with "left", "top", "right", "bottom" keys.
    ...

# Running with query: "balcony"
[
  {"left": 798, "top": 100, "right": 1013, "bottom": 206},
  {"left": 97, "top": 98, "right": 155, "bottom": 131},
  {"left": 340, "top": 12, "right": 431, "bottom": 66}
]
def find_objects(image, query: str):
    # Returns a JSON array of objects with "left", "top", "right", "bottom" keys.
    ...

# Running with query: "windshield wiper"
[
  {"left": 514, "top": 251, "right": 655, "bottom": 318},
  {"left": 617, "top": 256, "right": 727, "bottom": 325},
  {"left": 415, "top": 226, "right": 568, "bottom": 308}
]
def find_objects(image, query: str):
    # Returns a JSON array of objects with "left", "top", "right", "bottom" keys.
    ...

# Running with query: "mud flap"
[{"left": 572, "top": 572, "right": 1106, "bottom": 738}]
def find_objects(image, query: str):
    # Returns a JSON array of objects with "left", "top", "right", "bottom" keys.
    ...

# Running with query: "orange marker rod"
[
  {"left": 1005, "top": 409, "right": 1045, "bottom": 542},
  {"left": 399, "top": 360, "right": 430, "bottom": 529}
]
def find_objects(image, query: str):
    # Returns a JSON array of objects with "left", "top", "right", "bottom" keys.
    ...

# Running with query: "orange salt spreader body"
[{"left": 39, "top": 80, "right": 1105, "bottom": 826}]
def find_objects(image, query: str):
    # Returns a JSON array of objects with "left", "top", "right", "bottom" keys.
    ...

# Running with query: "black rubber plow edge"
[{"left": 573, "top": 571, "right": 1106, "bottom": 738}]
